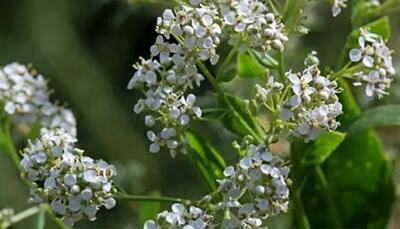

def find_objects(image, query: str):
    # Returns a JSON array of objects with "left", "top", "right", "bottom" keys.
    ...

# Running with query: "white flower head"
[
  {"left": 147, "top": 203, "right": 213, "bottom": 228},
  {"left": 217, "top": 142, "right": 290, "bottom": 227},
  {"left": 0, "top": 63, "right": 77, "bottom": 136},
  {"left": 348, "top": 28, "right": 395, "bottom": 98},
  {"left": 21, "top": 128, "right": 117, "bottom": 225},
  {"left": 281, "top": 54, "right": 342, "bottom": 142}
]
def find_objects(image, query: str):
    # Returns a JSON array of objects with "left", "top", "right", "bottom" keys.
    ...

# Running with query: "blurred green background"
[{"left": 0, "top": 0, "right": 400, "bottom": 228}]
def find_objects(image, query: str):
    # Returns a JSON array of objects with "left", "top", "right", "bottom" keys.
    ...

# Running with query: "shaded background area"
[{"left": 0, "top": 0, "right": 399, "bottom": 228}]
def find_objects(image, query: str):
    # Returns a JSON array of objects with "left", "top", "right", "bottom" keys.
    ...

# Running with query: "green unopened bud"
[
  {"left": 304, "top": 51, "right": 319, "bottom": 66},
  {"left": 249, "top": 100, "right": 259, "bottom": 115},
  {"left": 266, "top": 135, "right": 279, "bottom": 144},
  {"left": 241, "top": 135, "right": 254, "bottom": 149}
]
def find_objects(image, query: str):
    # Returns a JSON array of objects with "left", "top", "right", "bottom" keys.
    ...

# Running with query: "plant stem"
[
  {"left": 277, "top": 52, "right": 287, "bottom": 85},
  {"left": 115, "top": 193, "right": 193, "bottom": 205},
  {"left": 34, "top": 207, "right": 46, "bottom": 229},
  {"left": 294, "top": 192, "right": 311, "bottom": 229},
  {"left": 250, "top": 50, "right": 278, "bottom": 69},
  {"left": 329, "top": 61, "right": 352, "bottom": 80},
  {"left": 172, "top": 34, "right": 264, "bottom": 141},
  {"left": 315, "top": 166, "right": 342, "bottom": 228},
  {"left": 44, "top": 206, "right": 70, "bottom": 229},
  {"left": 217, "top": 44, "right": 240, "bottom": 79},
  {"left": 196, "top": 61, "right": 264, "bottom": 143},
  {"left": 2, "top": 206, "right": 41, "bottom": 228},
  {"left": 0, "top": 121, "right": 21, "bottom": 170}
]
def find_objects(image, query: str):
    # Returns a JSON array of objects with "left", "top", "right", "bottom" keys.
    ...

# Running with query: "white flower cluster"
[
  {"left": 281, "top": 58, "right": 342, "bottom": 142},
  {"left": 217, "top": 143, "right": 290, "bottom": 228},
  {"left": 21, "top": 128, "right": 117, "bottom": 226},
  {"left": 219, "top": 0, "right": 288, "bottom": 52},
  {"left": 144, "top": 203, "right": 213, "bottom": 229},
  {"left": 349, "top": 28, "right": 395, "bottom": 98},
  {"left": 128, "top": 0, "right": 287, "bottom": 157},
  {"left": 0, "top": 63, "right": 77, "bottom": 136}
]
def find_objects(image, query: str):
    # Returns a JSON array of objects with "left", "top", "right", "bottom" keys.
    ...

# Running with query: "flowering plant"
[{"left": 0, "top": 0, "right": 399, "bottom": 228}]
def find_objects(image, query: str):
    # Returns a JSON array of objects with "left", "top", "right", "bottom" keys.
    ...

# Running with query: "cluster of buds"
[
  {"left": 280, "top": 54, "right": 343, "bottom": 142},
  {"left": 348, "top": 28, "right": 395, "bottom": 98},
  {"left": 250, "top": 76, "right": 283, "bottom": 113},
  {"left": 217, "top": 142, "right": 290, "bottom": 228},
  {"left": 0, "top": 63, "right": 77, "bottom": 136},
  {"left": 144, "top": 203, "right": 213, "bottom": 229},
  {"left": 21, "top": 128, "right": 117, "bottom": 226},
  {"left": 128, "top": 0, "right": 287, "bottom": 157},
  {"left": 219, "top": 0, "right": 288, "bottom": 52}
]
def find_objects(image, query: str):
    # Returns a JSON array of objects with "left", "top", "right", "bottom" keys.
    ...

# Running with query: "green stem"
[
  {"left": 294, "top": 193, "right": 311, "bottom": 229},
  {"left": 115, "top": 193, "right": 193, "bottom": 205},
  {"left": 196, "top": 61, "right": 264, "bottom": 143},
  {"left": 173, "top": 34, "right": 264, "bottom": 141},
  {"left": 34, "top": 207, "right": 46, "bottom": 229},
  {"left": 250, "top": 50, "right": 279, "bottom": 69},
  {"left": 0, "top": 120, "right": 21, "bottom": 170},
  {"left": 329, "top": 61, "right": 353, "bottom": 80},
  {"left": 268, "top": 0, "right": 280, "bottom": 15},
  {"left": 292, "top": 174, "right": 311, "bottom": 229},
  {"left": 44, "top": 206, "right": 70, "bottom": 229},
  {"left": 315, "top": 166, "right": 342, "bottom": 228},
  {"left": 277, "top": 52, "right": 287, "bottom": 85},
  {"left": 217, "top": 44, "right": 240, "bottom": 79},
  {"left": 2, "top": 206, "right": 41, "bottom": 228}
]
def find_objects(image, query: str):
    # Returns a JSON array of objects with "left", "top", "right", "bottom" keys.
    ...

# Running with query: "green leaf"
[
  {"left": 186, "top": 130, "right": 226, "bottom": 191},
  {"left": 301, "top": 131, "right": 346, "bottom": 166},
  {"left": 217, "top": 95, "right": 263, "bottom": 138},
  {"left": 237, "top": 51, "right": 266, "bottom": 78},
  {"left": 351, "top": 0, "right": 392, "bottom": 27},
  {"left": 348, "top": 104, "right": 400, "bottom": 135},
  {"left": 138, "top": 191, "right": 161, "bottom": 227}
]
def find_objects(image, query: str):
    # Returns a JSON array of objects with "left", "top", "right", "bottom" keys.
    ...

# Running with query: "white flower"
[
  {"left": 129, "top": 0, "right": 290, "bottom": 157},
  {"left": 148, "top": 204, "right": 212, "bottom": 228},
  {"left": 217, "top": 142, "right": 290, "bottom": 227},
  {"left": 332, "top": 0, "right": 348, "bottom": 17},
  {"left": 348, "top": 28, "right": 395, "bottom": 98},
  {"left": 281, "top": 54, "right": 342, "bottom": 142},
  {"left": 0, "top": 63, "right": 77, "bottom": 136},
  {"left": 21, "top": 128, "right": 117, "bottom": 225},
  {"left": 219, "top": 0, "right": 288, "bottom": 52}
]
